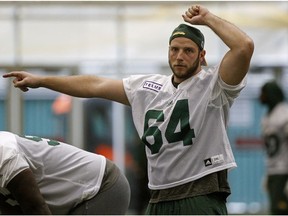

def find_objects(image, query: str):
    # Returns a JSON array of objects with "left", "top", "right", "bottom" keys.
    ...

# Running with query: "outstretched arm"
[
  {"left": 183, "top": 5, "right": 254, "bottom": 85},
  {"left": 3, "top": 72, "right": 130, "bottom": 105}
]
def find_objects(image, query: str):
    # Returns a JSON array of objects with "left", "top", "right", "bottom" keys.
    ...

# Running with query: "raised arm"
[
  {"left": 3, "top": 71, "right": 130, "bottom": 105},
  {"left": 183, "top": 5, "right": 254, "bottom": 85}
]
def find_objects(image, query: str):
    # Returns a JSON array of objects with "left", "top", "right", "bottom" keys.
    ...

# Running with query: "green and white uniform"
[
  {"left": 261, "top": 102, "right": 288, "bottom": 215},
  {"left": 0, "top": 131, "right": 106, "bottom": 215},
  {"left": 123, "top": 64, "right": 246, "bottom": 190},
  {"left": 261, "top": 102, "right": 288, "bottom": 175}
]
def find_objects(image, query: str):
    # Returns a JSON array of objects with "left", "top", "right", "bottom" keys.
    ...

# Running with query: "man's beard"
[{"left": 169, "top": 55, "right": 200, "bottom": 81}]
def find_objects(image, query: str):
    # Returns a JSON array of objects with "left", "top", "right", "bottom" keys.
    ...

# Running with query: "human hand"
[
  {"left": 3, "top": 71, "right": 40, "bottom": 92},
  {"left": 182, "top": 5, "right": 210, "bottom": 25}
]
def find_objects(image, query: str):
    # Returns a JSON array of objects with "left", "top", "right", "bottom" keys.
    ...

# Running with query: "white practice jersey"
[
  {"left": 0, "top": 131, "right": 106, "bottom": 215},
  {"left": 261, "top": 102, "right": 288, "bottom": 175},
  {"left": 123, "top": 65, "right": 246, "bottom": 190}
]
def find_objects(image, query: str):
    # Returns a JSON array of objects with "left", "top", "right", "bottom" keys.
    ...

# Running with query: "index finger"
[{"left": 2, "top": 71, "right": 23, "bottom": 78}]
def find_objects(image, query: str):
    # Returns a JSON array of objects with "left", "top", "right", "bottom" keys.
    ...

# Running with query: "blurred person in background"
[
  {"left": 3, "top": 4, "right": 254, "bottom": 215},
  {"left": 259, "top": 81, "right": 288, "bottom": 215},
  {"left": 0, "top": 131, "right": 130, "bottom": 215}
]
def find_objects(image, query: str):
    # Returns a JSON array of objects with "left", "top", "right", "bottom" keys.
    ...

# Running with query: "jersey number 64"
[{"left": 141, "top": 99, "right": 195, "bottom": 154}]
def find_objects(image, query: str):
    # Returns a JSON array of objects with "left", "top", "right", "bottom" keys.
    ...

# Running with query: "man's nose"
[{"left": 176, "top": 50, "right": 184, "bottom": 60}]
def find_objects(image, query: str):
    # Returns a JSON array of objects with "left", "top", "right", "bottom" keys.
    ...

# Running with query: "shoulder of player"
[
  {"left": 274, "top": 102, "right": 288, "bottom": 116},
  {"left": 0, "top": 132, "right": 20, "bottom": 169},
  {"left": 124, "top": 74, "right": 171, "bottom": 89},
  {"left": 0, "top": 131, "right": 18, "bottom": 148}
]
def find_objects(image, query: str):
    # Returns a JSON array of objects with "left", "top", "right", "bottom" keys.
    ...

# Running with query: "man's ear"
[{"left": 200, "top": 50, "right": 207, "bottom": 66}]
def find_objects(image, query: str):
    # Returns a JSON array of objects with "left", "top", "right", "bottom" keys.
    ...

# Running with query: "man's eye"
[
  {"left": 185, "top": 49, "right": 193, "bottom": 54},
  {"left": 170, "top": 47, "right": 178, "bottom": 52}
]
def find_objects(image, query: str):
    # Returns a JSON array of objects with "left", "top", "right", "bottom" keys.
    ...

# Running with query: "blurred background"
[{"left": 1, "top": 1, "right": 288, "bottom": 214}]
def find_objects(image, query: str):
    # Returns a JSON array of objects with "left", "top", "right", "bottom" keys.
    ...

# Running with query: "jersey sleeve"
[
  {"left": 123, "top": 75, "right": 147, "bottom": 105},
  {"left": 122, "top": 77, "right": 133, "bottom": 105},
  {"left": 208, "top": 65, "right": 247, "bottom": 108},
  {"left": 218, "top": 74, "right": 247, "bottom": 98},
  {"left": 0, "top": 134, "right": 29, "bottom": 188}
]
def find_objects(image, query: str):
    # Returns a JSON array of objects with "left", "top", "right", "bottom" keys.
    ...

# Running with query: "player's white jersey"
[
  {"left": 0, "top": 131, "right": 106, "bottom": 215},
  {"left": 261, "top": 102, "right": 288, "bottom": 175},
  {"left": 123, "top": 65, "right": 246, "bottom": 190}
]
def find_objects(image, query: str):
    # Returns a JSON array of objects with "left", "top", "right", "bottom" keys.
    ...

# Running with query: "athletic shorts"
[
  {"left": 69, "top": 159, "right": 130, "bottom": 215},
  {"left": 145, "top": 192, "right": 228, "bottom": 215},
  {"left": 267, "top": 174, "right": 288, "bottom": 215}
]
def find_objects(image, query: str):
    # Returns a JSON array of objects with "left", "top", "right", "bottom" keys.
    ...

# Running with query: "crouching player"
[{"left": 0, "top": 131, "right": 130, "bottom": 215}]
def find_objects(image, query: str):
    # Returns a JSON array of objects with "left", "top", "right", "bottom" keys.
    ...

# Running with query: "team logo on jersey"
[
  {"left": 204, "top": 154, "right": 224, "bottom": 167},
  {"left": 143, "top": 81, "right": 162, "bottom": 92}
]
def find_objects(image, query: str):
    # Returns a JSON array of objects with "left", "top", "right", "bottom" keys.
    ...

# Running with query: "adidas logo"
[
  {"left": 204, "top": 154, "right": 224, "bottom": 167},
  {"left": 204, "top": 158, "right": 212, "bottom": 166}
]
